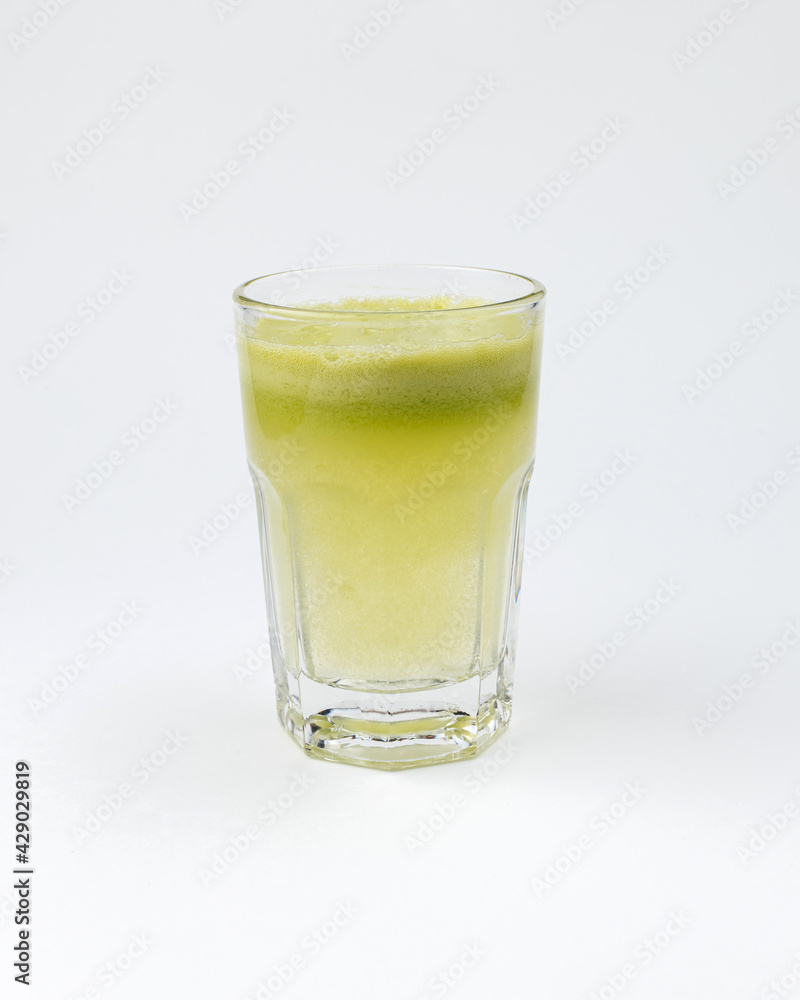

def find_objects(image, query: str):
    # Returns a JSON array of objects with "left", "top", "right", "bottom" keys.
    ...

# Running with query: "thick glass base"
[{"left": 275, "top": 662, "right": 513, "bottom": 770}]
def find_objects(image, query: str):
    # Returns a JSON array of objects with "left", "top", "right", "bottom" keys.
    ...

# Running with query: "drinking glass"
[{"left": 234, "top": 264, "right": 545, "bottom": 768}]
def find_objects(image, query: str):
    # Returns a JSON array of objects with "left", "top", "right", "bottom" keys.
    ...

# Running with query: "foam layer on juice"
[
  {"left": 239, "top": 296, "right": 536, "bottom": 430},
  {"left": 237, "top": 296, "right": 543, "bottom": 685}
]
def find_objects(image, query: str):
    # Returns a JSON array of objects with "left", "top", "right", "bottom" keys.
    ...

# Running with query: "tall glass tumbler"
[{"left": 234, "top": 265, "right": 545, "bottom": 769}]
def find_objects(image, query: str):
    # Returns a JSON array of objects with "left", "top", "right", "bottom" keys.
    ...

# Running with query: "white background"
[{"left": 2, "top": 0, "right": 800, "bottom": 997}]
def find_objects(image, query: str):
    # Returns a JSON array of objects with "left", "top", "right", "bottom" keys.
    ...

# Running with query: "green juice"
[{"left": 237, "top": 296, "right": 543, "bottom": 689}]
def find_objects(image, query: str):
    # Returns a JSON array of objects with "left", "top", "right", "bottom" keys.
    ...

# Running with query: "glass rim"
[{"left": 232, "top": 263, "right": 546, "bottom": 317}]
